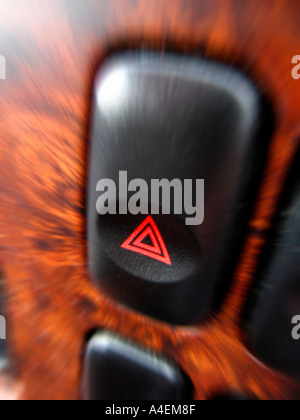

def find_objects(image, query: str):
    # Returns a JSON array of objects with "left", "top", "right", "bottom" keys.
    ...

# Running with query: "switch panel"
[
  {"left": 82, "top": 332, "right": 192, "bottom": 400},
  {"left": 88, "top": 53, "right": 271, "bottom": 324}
]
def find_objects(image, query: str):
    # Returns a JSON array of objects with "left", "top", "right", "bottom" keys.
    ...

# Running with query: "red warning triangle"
[{"left": 121, "top": 216, "right": 172, "bottom": 265}]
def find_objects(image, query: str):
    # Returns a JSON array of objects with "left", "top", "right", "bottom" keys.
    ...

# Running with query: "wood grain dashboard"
[{"left": 0, "top": 0, "right": 299, "bottom": 400}]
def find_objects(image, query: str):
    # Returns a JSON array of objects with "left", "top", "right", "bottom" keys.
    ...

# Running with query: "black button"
[
  {"left": 246, "top": 152, "right": 300, "bottom": 380},
  {"left": 88, "top": 52, "right": 271, "bottom": 324},
  {"left": 82, "top": 332, "right": 192, "bottom": 400}
]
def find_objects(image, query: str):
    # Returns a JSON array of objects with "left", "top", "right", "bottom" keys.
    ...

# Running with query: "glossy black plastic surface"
[
  {"left": 82, "top": 332, "right": 191, "bottom": 400},
  {"left": 88, "top": 52, "right": 269, "bottom": 324}
]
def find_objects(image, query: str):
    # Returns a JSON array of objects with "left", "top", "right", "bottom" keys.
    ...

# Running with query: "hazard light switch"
[
  {"left": 88, "top": 53, "right": 271, "bottom": 325},
  {"left": 121, "top": 216, "right": 172, "bottom": 266}
]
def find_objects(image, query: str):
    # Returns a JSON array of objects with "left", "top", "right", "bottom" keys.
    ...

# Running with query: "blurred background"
[{"left": 0, "top": 0, "right": 299, "bottom": 400}]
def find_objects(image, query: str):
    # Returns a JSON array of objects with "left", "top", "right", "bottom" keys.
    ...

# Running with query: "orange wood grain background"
[{"left": 0, "top": 0, "right": 299, "bottom": 400}]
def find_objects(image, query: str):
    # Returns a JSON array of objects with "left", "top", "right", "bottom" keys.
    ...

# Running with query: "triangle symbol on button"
[{"left": 121, "top": 216, "right": 172, "bottom": 266}]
